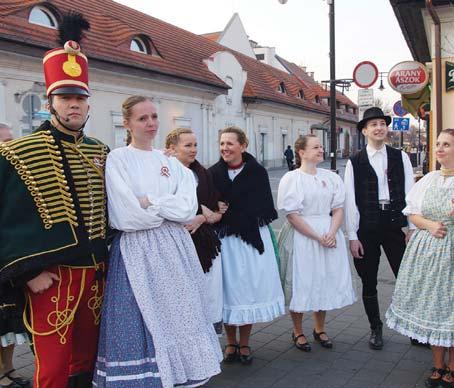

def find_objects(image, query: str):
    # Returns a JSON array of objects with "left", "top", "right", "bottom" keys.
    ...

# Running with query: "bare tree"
[{"left": 374, "top": 97, "right": 392, "bottom": 116}]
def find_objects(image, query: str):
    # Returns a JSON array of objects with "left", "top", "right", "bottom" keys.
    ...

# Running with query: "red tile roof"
[
  {"left": 0, "top": 0, "right": 357, "bottom": 123},
  {"left": 276, "top": 55, "right": 358, "bottom": 109},
  {"left": 200, "top": 32, "right": 221, "bottom": 42}
]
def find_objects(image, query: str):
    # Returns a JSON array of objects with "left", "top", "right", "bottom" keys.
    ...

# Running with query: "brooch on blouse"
[{"left": 160, "top": 166, "right": 170, "bottom": 177}]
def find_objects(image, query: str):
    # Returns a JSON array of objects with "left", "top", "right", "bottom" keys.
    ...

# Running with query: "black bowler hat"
[{"left": 357, "top": 107, "right": 391, "bottom": 131}]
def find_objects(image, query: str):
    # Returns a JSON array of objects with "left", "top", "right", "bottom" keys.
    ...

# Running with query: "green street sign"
[{"left": 446, "top": 61, "right": 454, "bottom": 92}]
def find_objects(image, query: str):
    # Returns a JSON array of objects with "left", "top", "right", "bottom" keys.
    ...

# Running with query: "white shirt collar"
[{"left": 366, "top": 144, "right": 387, "bottom": 158}]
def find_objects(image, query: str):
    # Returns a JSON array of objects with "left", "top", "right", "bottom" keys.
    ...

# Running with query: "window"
[
  {"left": 114, "top": 125, "right": 128, "bottom": 148},
  {"left": 29, "top": 6, "right": 58, "bottom": 29},
  {"left": 277, "top": 82, "right": 287, "bottom": 94},
  {"left": 315, "top": 95, "right": 320, "bottom": 104},
  {"left": 256, "top": 53, "right": 265, "bottom": 60},
  {"left": 130, "top": 37, "right": 150, "bottom": 54},
  {"left": 297, "top": 90, "right": 304, "bottom": 99},
  {"left": 225, "top": 76, "right": 233, "bottom": 105}
]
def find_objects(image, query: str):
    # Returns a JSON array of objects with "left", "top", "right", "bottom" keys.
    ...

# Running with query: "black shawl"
[
  {"left": 209, "top": 152, "right": 277, "bottom": 253},
  {"left": 189, "top": 160, "right": 222, "bottom": 273}
]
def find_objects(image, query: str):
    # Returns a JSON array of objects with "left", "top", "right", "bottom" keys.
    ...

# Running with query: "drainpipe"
[{"left": 426, "top": 0, "right": 442, "bottom": 137}]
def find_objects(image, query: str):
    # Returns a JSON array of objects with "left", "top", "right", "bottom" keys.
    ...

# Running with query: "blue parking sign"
[{"left": 392, "top": 117, "right": 410, "bottom": 131}]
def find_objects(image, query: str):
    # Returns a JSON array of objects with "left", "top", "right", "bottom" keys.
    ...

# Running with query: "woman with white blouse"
[
  {"left": 277, "top": 134, "right": 356, "bottom": 351},
  {"left": 209, "top": 127, "right": 285, "bottom": 365},
  {"left": 93, "top": 96, "right": 222, "bottom": 388},
  {"left": 386, "top": 129, "right": 454, "bottom": 388}
]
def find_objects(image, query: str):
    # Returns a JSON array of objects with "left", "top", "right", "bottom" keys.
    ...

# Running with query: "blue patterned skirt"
[{"left": 93, "top": 232, "right": 219, "bottom": 387}]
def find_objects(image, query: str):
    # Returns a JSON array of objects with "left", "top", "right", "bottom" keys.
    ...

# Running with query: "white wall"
[
  {"left": 253, "top": 47, "right": 289, "bottom": 73},
  {"left": 0, "top": 49, "right": 356, "bottom": 168},
  {"left": 217, "top": 14, "right": 256, "bottom": 59}
]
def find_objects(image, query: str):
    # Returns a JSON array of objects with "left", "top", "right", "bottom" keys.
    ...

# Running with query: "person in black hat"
[{"left": 343, "top": 107, "right": 415, "bottom": 350}]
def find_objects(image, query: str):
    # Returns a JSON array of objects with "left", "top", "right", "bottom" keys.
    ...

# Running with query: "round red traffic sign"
[
  {"left": 388, "top": 61, "right": 428, "bottom": 94},
  {"left": 353, "top": 61, "right": 379, "bottom": 88}
]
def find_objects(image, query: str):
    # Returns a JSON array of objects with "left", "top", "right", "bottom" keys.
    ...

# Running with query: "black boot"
[
  {"left": 369, "top": 323, "right": 384, "bottom": 350},
  {"left": 67, "top": 372, "right": 93, "bottom": 388},
  {"left": 75, "top": 372, "right": 93, "bottom": 388},
  {"left": 67, "top": 376, "right": 77, "bottom": 388},
  {"left": 363, "top": 294, "right": 383, "bottom": 350}
]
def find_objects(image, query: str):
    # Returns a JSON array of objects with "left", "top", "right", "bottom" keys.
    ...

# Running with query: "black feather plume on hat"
[{"left": 57, "top": 11, "right": 90, "bottom": 46}]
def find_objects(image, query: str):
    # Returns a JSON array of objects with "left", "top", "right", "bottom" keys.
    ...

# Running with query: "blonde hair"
[
  {"left": 441, "top": 128, "right": 454, "bottom": 137},
  {"left": 122, "top": 95, "right": 152, "bottom": 145},
  {"left": 219, "top": 126, "right": 249, "bottom": 147},
  {"left": 165, "top": 128, "right": 194, "bottom": 148},
  {"left": 294, "top": 134, "right": 318, "bottom": 167}
]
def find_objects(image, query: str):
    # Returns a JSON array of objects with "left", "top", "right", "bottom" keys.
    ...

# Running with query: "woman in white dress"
[
  {"left": 209, "top": 127, "right": 285, "bottom": 365},
  {"left": 93, "top": 96, "right": 222, "bottom": 387},
  {"left": 277, "top": 134, "right": 356, "bottom": 351},
  {"left": 165, "top": 128, "right": 224, "bottom": 333}
]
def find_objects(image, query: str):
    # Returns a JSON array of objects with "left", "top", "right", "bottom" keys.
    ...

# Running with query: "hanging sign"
[
  {"left": 388, "top": 61, "right": 428, "bottom": 94},
  {"left": 446, "top": 61, "right": 454, "bottom": 92}
]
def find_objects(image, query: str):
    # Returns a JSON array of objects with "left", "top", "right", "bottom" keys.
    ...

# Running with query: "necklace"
[{"left": 440, "top": 167, "right": 454, "bottom": 177}]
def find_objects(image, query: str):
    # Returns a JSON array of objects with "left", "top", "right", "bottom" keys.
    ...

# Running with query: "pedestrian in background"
[
  {"left": 0, "top": 123, "right": 30, "bottom": 388},
  {"left": 94, "top": 96, "right": 221, "bottom": 387},
  {"left": 209, "top": 126, "right": 285, "bottom": 365},
  {"left": 165, "top": 127, "right": 225, "bottom": 333},
  {"left": 344, "top": 107, "right": 415, "bottom": 350},
  {"left": 386, "top": 128, "right": 454, "bottom": 388},
  {"left": 277, "top": 134, "right": 356, "bottom": 352},
  {"left": 284, "top": 145, "right": 294, "bottom": 170}
]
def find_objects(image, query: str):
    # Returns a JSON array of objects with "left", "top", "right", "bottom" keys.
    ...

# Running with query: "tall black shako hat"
[
  {"left": 357, "top": 107, "right": 391, "bottom": 131},
  {"left": 43, "top": 12, "right": 90, "bottom": 97}
]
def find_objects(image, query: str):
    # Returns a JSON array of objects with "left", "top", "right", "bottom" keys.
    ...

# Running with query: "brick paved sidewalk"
[{"left": 12, "top": 163, "right": 433, "bottom": 387}]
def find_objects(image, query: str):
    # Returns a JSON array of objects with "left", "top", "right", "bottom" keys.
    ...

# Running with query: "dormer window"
[
  {"left": 29, "top": 5, "right": 58, "bottom": 29},
  {"left": 130, "top": 36, "right": 150, "bottom": 54},
  {"left": 277, "top": 82, "right": 287, "bottom": 94},
  {"left": 297, "top": 90, "right": 304, "bottom": 99}
]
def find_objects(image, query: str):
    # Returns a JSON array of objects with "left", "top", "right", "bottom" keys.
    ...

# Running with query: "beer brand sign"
[
  {"left": 446, "top": 61, "right": 454, "bottom": 92},
  {"left": 388, "top": 61, "right": 428, "bottom": 94}
]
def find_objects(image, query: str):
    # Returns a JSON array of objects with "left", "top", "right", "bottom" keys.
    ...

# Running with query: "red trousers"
[{"left": 26, "top": 265, "right": 104, "bottom": 388}]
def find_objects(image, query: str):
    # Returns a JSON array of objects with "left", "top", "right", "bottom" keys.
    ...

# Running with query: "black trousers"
[
  {"left": 353, "top": 211, "right": 406, "bottom": 329},
  {"left": 286, "top": 158, "right": 293, "bottom": 170}
]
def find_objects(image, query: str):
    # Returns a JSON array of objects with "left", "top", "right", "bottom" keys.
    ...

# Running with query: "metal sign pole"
[{"left": 329, "top": 0, "right": 337, "bottom": 172}]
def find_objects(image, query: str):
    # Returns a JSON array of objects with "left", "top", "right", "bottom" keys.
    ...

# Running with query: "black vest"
[{"left": 350, "top": 145, "right": 408, "bottom": 231}]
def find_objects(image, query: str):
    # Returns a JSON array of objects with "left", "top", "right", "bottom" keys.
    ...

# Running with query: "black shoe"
[
  {"left": 238, "top": 345, "right": 253, "bottom": 365},
  {"left": 440, "top": 370, "right": 454, "bottom": 387},
  {"left": 313, "top": 330, "right": 333, "bottom": 349},
  {"left": 223, "top": 344, "right": 238, "bottom": 363},
  {"left": 425, "top": 367, "right": 447, "bottom": 387},
  {"left": 292, "top": 332, "right": 311, "bottom": 352},
  {"left": 4, "top": 370, "right": 30, "bottom": 388},
  {"left": 411, "top": 337, "right": 431, "bottom": 349},
  {"left": 369, "top": 325, "right": 384, "bottom": 350}
]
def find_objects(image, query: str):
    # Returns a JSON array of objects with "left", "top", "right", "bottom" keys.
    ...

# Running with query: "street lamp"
[
  {"left": 279, "top": 0, "right": 338, "bottom": 171},
  {"left": 377, "top": 72, "right": 388, "bottom": 91},
  {"left": 327, "top": 0, "right": 336, "bottom": 171}
]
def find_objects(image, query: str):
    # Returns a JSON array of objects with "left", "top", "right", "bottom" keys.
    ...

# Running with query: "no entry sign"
[{"left": 353, "top": 61, "right": 379, "bottom": 88}]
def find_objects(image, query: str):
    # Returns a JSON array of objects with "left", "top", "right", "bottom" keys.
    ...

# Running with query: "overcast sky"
[{"left": 115, "top": 0, "right": 413, "bottom": 110}]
